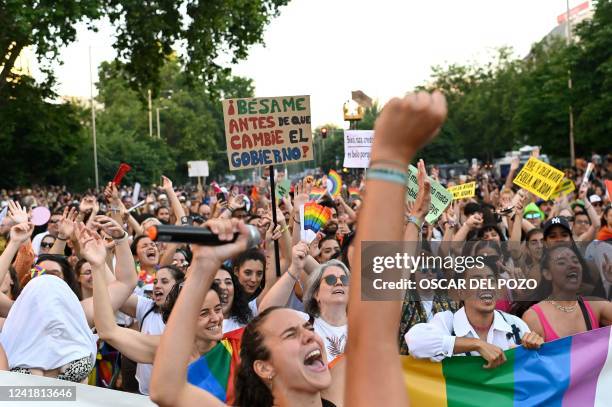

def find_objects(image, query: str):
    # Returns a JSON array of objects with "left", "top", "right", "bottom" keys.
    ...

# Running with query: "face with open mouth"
[
  {"left": 236, "top": 259, "right": 265, "bottom": 296},
  {"left": 214, "top": 268, "right": 235, "bottom": 317},
  {"left": 257, "top": 308, "right": 331, "bottom": 391},
  {"left": 195, "top": 289, "right": 224, "bottom": 343},
  {"left": 544, "top": 246, "right": 583, "bottom": 293},
  {"left": 463, "top": 266, "right": 498, "bottom": 312},
  {"left": 315, "top": 266, "right": 349, "bottom": 308},
  {"left": 153, "top": 268, "right": 178, "bottom": 306},
  {"left": 137, "top": 237, "right": 160, "bottom": 267}
]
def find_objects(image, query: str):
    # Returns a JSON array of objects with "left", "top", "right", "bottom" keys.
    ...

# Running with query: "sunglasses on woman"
[
  {"left": 323, "top": 274, "right": 349, "bottom": 286},
  {"left": 40, "top": 242, "right": 55, "bottom": 249}
]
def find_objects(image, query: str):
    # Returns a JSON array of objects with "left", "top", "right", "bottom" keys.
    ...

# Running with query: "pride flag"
[
  {"left": 327, "top": 170, "right": 342, "bottom": 197},
  {"left": 348, "top": 186, "right": 360, "bottom": 198},
  {"left": 403, "top": 326, "right": 612, "bottom": 406},
  {"left": 310, "top": 187, "right": 327, "bottom": 200},
  {"left": 187, "top": 327, "right": 243, "bottom": 405}
]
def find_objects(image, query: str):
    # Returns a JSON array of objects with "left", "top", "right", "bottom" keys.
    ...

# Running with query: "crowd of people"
[{"left": 0, "top": 91, "right": 611, "bottom": 406}]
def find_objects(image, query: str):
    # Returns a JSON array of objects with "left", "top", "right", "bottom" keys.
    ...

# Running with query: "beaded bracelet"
[{"left": 365, "top": 167, "right": 408, "bottom": 186}]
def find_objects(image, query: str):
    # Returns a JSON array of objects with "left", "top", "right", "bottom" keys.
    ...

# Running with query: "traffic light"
[{"left": 321, "top": 127, "right": 328, "bottom": 139}]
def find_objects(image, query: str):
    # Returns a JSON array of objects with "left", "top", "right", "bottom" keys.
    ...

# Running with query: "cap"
[
  {"left": 589, "top": 195, "right": 602, "bottom": 204},
  {"left": 158, "top": 194, "right": 168, "bottom": 201},
  {"left": 542, "top": 216, "right": 572, "bottom": 237}
]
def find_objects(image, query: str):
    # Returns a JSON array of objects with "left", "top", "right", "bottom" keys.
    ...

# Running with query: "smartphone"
[{"left": 217, "top": 192, "right": 226, "bottom": 202}]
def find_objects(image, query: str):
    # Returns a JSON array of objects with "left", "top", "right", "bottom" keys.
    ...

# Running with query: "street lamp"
[{"left": 343, "top": 99, "right": 364, "bottom": 130}]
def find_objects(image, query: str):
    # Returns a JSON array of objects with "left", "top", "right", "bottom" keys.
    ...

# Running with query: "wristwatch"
[{"left": 180, "top": 216, "right": 190, "bottom": 225}]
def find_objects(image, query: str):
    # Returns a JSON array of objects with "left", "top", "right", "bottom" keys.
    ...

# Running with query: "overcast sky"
[{"left": 48, "top": 0, "right": 585, "bottom": 128}]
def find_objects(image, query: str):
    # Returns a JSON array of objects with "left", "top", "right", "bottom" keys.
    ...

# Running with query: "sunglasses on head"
[
  {"left": 524, "top": 212, "right": 541, "bottom": 220},
  {"left": 323, "top": 274, "right": 349, "bottom": 286},
  {"left": 40, "top": 242, "right": 54, "bottom": 249}
]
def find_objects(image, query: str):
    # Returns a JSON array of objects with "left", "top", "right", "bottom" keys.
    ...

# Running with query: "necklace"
[{"left": 547, "top": 297, "right": 578, "bottom": 313}]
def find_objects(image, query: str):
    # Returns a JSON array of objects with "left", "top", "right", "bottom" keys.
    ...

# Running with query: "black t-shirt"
[{"left": 322, "top": 399, "right": 337, "bottom": 407}]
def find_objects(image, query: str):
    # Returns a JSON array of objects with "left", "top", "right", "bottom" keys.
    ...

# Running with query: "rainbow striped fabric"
[
  {"left": 187, "top": 328, "right": 243, "bottom": 405},
  {"left": 303, "top": 202, "right": 332, "bottom": 234},
  {"left": 403, "top": 326, "right": 612, "bottom": 406},
  {"left": 310, "top": 187, "right": 327, "bottom": 200},
  {"left": 327, "top": 170, "right": 342, "bottom": 197},
  {"left": 348, "top": 186, "right": 360, "bottom": 198}
]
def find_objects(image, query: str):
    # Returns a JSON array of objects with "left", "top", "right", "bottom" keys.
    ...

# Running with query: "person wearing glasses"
[
  {"left": 31, "top": 209, "right": 63, "bottom": 255},
  {"left": 38, "top": 234, "right": 56, "bottom": 255},
  {"left": 259, "top": 242, "right": 349, "bottom": 365}
]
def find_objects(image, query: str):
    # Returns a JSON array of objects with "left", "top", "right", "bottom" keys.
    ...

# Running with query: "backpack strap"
[{"left": 140, "top": 303, "right": 158, "bottom": 332}]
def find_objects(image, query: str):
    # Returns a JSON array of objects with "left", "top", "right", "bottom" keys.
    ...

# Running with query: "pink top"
[{"left": 530, "top": 299, "right": 599, "bottom": 342}]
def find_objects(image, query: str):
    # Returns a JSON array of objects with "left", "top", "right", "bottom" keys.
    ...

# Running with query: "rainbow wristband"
[{"left": 366, "top": 167, "right": 408, "bottom": 186}]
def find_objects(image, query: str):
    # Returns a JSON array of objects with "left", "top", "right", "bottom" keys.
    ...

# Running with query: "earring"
[{"left": 268, "top": 374, "right": 274, "bottom": 381}]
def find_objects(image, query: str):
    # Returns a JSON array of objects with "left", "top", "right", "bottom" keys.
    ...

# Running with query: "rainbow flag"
[
  {"left": 303, "top": 202, "right": 332, "bottom": 234},
  {"left": 348, "top": 187, "right": 360, "bottom": 198},
  {"left": 404, "top": 326, "right": 612, "bottom": 406},
  {"left": 310, "top": 187, "right": 327, "bottom": 200},
  {"left": 187, "top": 328, "right": 243, "bottom": 405},
  {"left": 327, "top": 170, "right": 342, "bottom": 197}
]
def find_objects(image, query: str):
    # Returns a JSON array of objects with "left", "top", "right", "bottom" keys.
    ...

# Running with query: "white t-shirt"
[
  {"left": 223, "top": 317, "right": 244, "bottom": 334},
  {"left": 248, "top": 298, "right": 259, "bottom": 317},
  {"left": 312, "top": 316, "right": 347, "bottom": 364},
  {"left": 135, "top": 296, "right": 165, "bottom": 395}
]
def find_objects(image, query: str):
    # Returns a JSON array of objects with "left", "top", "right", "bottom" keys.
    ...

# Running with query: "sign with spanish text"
[
  {"left": 448, "top": 182, "right": 476, "bottom": 200},
  {"left": 550, "top": 178, "right": 576, "bottom": 199},
  {"left": 406, "top": 165, "right": 452, "bottom": 224},
  {"left": 222, "top": 96, "right": 313, "bottom": 171},
  {"left": 513, "top": 157, "right": 564, "bottom": 200},
  {"left": 343, "top": 130, "right": 374, "bottom": 168}
]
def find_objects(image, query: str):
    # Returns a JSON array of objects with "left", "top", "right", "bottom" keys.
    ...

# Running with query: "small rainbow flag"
[
  {"left": 310, "top": 187, "right": 327, "bottom": 200},
  {"left": 404, "top": 326, "right": 612, "bottom": 406},
  {"left": 187, "top": 328, "right": 243, "bottom": 405},
  {"left": 302, "top": 202, "right": 332, "bottom": 235},
  {"left": 327, "top": 170, "right": 342, "bottom": 197},
  {"left": 348, "top": 187, "right": 360, "bottom": 198}
]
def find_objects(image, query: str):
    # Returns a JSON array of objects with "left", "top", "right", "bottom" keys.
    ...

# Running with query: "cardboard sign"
[
  {"left": 188, "top": 161, "right": 209, "bottom": 177},
  {"left": 343, "top": 130, "right": 374, "bottom": 168},
  {"left": 448, "top": 182, "right": 476, "bottom": 200},
  {"left": 275, "top": 179, "right": 291, "bottom": 200},
  {"left": 406, "top": 165, "right": 452, "bottom": 224},
  {"left": 512, "top": 157, "right": 564, "bottom": 200},
  {"left": 550, "top": 178, "right": 576, "bottom": 199},
  {"left": 222, "top": 96, "right": 313, "bottom": 170}
]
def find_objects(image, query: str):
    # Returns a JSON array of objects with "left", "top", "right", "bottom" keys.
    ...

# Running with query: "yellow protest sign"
[
  {"left": 513, "top": 157, "right": 564, "bottom": 200},
  {"left": 448, "top": 182, "right": 476, "bottom": 200},
  {"left": 222, "top": 95, "right": 314, "bottom": 171},
  {"left": 550, "top": 178, "right": 576, "bottom": 199}
]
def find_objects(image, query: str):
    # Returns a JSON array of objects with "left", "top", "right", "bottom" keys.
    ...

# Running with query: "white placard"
[
  {"left": 188, "top": 161, "right": 209, "bottom": 177},
  {"left": 343, "top": 130, "right": 373, "bottom": 168}
]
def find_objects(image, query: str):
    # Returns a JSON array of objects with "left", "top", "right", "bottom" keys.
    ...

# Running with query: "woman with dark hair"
[
  {"left": 0, "top": 267, "right": 20, "bottom": 332},
  {"left": 214, "top": 266, "right": 253, "bottom": 333},
  {"left": 522, "top": 244, "right": 612, "bottom": 342},
  {"left": 150, "top": 219, "right": 342, "bottom": 407},
  {"left": 597, "top": 205, "right": 612, "bottom": 240},
  {"left": 117, "top": 264, "right": 185, "bottom": 395},
  {"left": 260, "top": 241, "right": 349, "bottom": 366},
  {"left": 93, "top": 223, "right": 241, "bottom": 404}
]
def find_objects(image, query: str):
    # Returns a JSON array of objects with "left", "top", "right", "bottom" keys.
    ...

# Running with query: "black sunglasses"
[
  {"left": 323, "top": 274, "right": 349, "bottom": 286},
  {"left": 40, "top": 242, "right": 54, "bottom": 248}
]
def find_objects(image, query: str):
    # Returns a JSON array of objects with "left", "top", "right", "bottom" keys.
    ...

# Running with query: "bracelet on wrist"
[
  {"left": 369, "top": 159, "right": 408, "bottom": 170},
  {"left": 366, "top": 167, "right": 408, "bottom": 186},
  {"left": 113, "top": 231, "right": 129, "bottom": 243}
]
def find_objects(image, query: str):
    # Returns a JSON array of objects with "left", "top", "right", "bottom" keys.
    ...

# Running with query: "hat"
[
  {"left": 158, "top": 194, "right": 168, "bottom": 201},
  {"left": 523, "top": 202, "right": 544, "bottom": 220},
  {"left": 542, "top": 216, "right": 572, "bottom": 238},
  {"left": 589, "top": 195, "right": 602, "bottom": 204},
  {"left": 570, "top": 199, "right": 585, "bottom": 211}
]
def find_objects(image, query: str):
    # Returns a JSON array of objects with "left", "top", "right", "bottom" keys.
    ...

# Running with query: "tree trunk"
[{"left": 0, "top": 41, "right": 24, "bottom": 93}]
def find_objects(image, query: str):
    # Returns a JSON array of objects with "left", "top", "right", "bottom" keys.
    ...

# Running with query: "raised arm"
[
  {"left": 150, "top": 218, "right": 249, "bottom": 407},
  {"left": 346, "top": 91, "right": 447, "bottom": 407},
  {"left": 78, "top": 218, "right": 137, "bottom": 327},
  {"left": 87, "top": 226, "right": 159, "bottom": 363},
  {"left": 50, "top": 206, "right": 78, "bottom": 255},
  {"left": 0, "top": 222, "right": 34, "bottom": 316},
  {"left": 259, "top": 241, "right": 308, "bottom": 312},
  {"left": 256, "top": 222, "right": 284, "bottom": 308}
]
